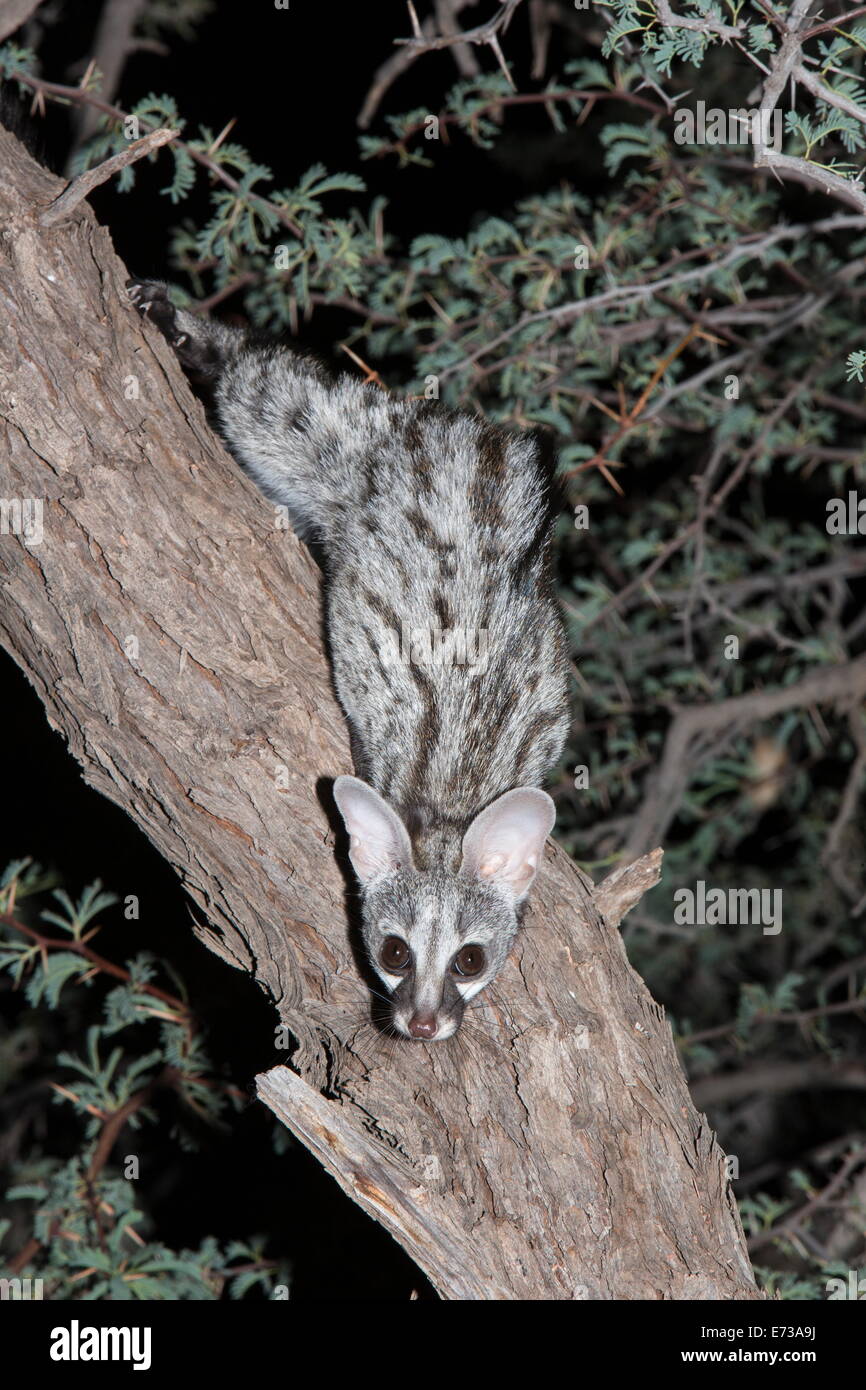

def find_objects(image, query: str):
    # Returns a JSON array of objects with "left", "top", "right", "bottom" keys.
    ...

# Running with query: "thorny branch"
[
  {"left": 9, "top": 68, "right": 305, "bottom": 238},
  {"left": 659, "top": 0, "right": 866, "bottom": 209},
  {"left": 364, "top": 0, "right": 866, "bottom": 210},
  {"left": 622, "top": 656, "right": 866, "bottom": 862},
  {"left": 747, "top": 1145, "right": 866, "bottom": 1255},
  {"left": 69, "top": 0, "right": 147, "bottom": 155},
  {"left": 437, "top": 214, "right": 866, "bottom": 380},
  {"left": 359, "top": 0, "right": 486, "bottom": 126},
  {"left": 656, "top": 0, "right": 744, "bottom": 38},
  {"left": 395, "top": 0, "right": 523, "bottom": 89},
  {"left": 39, "top": 125, "right": 177, "bottom": 226},
  {"left": 568, "top": 319, "right": 724, "bottom": 494}
]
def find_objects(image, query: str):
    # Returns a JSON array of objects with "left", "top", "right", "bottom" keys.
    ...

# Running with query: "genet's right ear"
[
  {"left": 332, "top": 776, "right": 413, "bottom": 885},
  {"left": 460, "top": 787, "right": 555, "bottom": 901}
]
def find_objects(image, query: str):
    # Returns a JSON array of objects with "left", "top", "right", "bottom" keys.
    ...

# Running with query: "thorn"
[
  {"left": 339, "top": 342, "right": 387, "bottom": 389},
  {"left": 79, "top": 58, "right": 97, "bottom": 92},
  {"left": 406, "top": 0, "right": 423, "bottom": 39},
  {"left": 208, "top": 117, "right": 237, "bottom": 156}
]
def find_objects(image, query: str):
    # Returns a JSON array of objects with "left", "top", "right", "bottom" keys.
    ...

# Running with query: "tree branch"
[
  {"left": 0, "top": 125, "right": 763, "bottom": 1301},
  {"left": 623, "top": 657, "right": 866, "bottom": 862},
  {"left": 656, "top": 0, "right": 744, "bottom": 39},
  {"left": 438, "top": 214, "right": 866, "bottom": 381},
  {"left": 691, "top": 1059, "right": 866, "bottom": 1109},
  {"left": 750, "top": 0, "right": 866, "bottom": 210},
  {"left": 70, "top": 0, "right": 148, "bottom": 154},
  {"left": 39, "top": 126, "right": 177, "bottom": 226}
]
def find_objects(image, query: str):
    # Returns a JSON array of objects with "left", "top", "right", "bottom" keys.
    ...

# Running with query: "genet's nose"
[{"left": 408, "top": 1011, "right": 438, "bottom": 1039}]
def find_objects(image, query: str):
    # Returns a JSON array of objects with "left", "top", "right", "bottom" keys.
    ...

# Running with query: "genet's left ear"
[
  {"left": 460, "top": 788, "right": 556, "bottom": 901},
  {"left": 333, "top": 775, "right": 413, "bottom": 885}
]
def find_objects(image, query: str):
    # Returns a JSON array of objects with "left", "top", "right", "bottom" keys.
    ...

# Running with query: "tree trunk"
[{"left": 0, "top": 127, "right": 763, "bottom": 1300}]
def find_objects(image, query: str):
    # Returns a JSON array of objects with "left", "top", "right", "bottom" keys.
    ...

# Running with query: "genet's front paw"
[{"left": 126, "top": 279, "right": 189, "bottom": 352}]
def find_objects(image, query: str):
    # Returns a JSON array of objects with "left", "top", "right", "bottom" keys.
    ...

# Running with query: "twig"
[
  {"left": 622, "top": 655, "right": 866, "bottom": 861},
  {"left": 757, "top": 150, "right": 866, "bottom": 212},
  {"left": 195, "top": 271, "right": 258, "bottom": 315},
  {"left": 583, "top": 377, "right": 808, "bottom": 640},
  {"left": 358, "top": 8, "right": 440, "bottom": 128},
  {"left": 435, "top": 0, "right": 482, "bottom": 76},
  {"left": 307, "top": 291, "right": 401, "bottom": 325},
  {"left": 795, "top": 60, "right": 866, "bottom": 127},
  {"left": 86, "top": 1067, "right": 175, "bottom": 1182},
  {"left": 438, "top": 214, "right": 866, "bottom": 380},
  {"left": 339, "top": 342, "right": 388, "bottom": 388},
  {"left": 752, "top": 0, "right": 866, "bottom": 211},
  {"left": 801, "top": 3, "right": 866, "bottom": 40},
  {"left": 38, "top": 126, "right": 177, "bottom": 226},
  {"left": 656, "top": 0, "right": 743, "bottom": 39},
  {"left": 11, "top": 69, "right": 304, "bottom": 238},
  {"left": 692, "top": 1059, "right": 866, "bottom": 1108},
  {"left": 70, "top": 0, "right": 148, "bottom": 156},
  {"left": 360, "top": 0, "right": 521, "bottom": 125},
  {"left": 528, "top": 0, "right": 552, "bottom": 78},
  {"left": 747, "top": 1145, "right": 866, "bottom": 1254},
  {"left": 581, "top": 555, "right": 866, "bottom": 630},
  {"left": 566, "top": 320, "right": 720, "bottom": 492},
  {"left": 1, "top": 911, "right": 191, "bottom": 1018},
  {"left": 820, "top": 707, "right": 866, "bottom": 900},
  {"left": 365, "top": 84, "right": 666, "bottom": 156},
  {"left": 640, "top": 288, "right": 832, "bottom": 420},
  {"left": 686, "top": 997, "right": 866, "bottom": 1048},
  {"left": 394, "top": 0, "right": 523, "bottom": 53}
]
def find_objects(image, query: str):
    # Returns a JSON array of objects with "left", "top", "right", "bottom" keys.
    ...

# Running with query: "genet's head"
[{"left": 333, "top": 776, "right": 555, "bottom": 1041}]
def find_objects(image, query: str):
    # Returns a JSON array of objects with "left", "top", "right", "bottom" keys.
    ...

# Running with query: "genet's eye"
[
  {"left": 380, "top": 936, "right": 410, "bottom": 971},
  {"left": 453, "top": 944, "right": 485, "bottom": 977}
]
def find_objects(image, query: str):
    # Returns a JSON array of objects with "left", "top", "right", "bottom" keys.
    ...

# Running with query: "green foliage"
[
  {"left": 846, "top": 348, "right": 866, "bottom": 381},
  {"left": 597, "top": 0, "right": 866, "bottom": 199},
  {"left": 0, "top": 863, "right": 289, "bottom": 1299}
]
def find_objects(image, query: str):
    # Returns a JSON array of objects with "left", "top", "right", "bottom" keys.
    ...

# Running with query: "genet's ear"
[
  {"left": 332, "top": 776, "right": 413, "bottom": 885},
  {"left": 460, "top": 788, "right": 555, "bottom": 901}
]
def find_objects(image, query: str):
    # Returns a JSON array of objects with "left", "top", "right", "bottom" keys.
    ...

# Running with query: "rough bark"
[{"left": 0, "top": 127, "right": 763, "bottom": 1300}]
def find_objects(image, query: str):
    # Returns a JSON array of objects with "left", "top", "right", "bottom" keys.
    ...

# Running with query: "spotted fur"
[{"left": 129, "top": 281, "right": 571, "bottom": 1041}]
